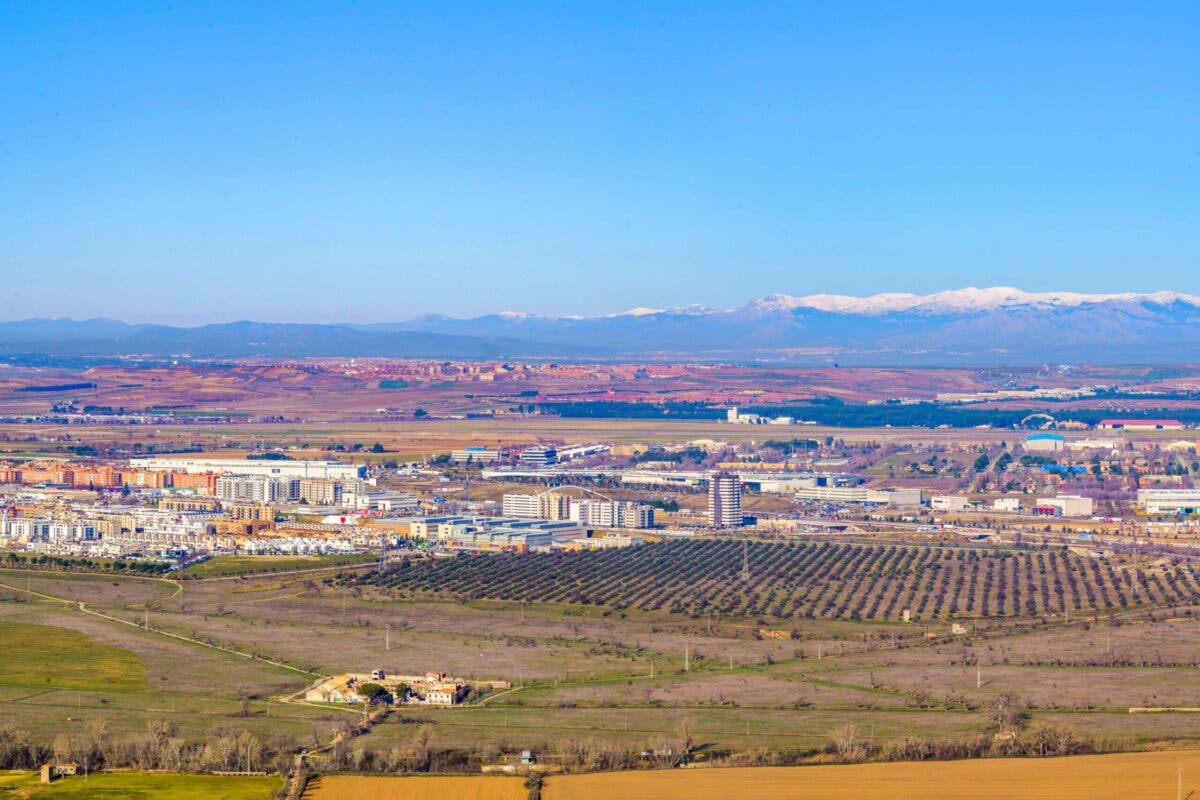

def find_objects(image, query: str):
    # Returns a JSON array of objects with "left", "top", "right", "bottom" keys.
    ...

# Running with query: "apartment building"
[
  {"left": 708, "top": 472, "right": 742, "bottom": 527},
  {"left": 570, "top": 499, "right": 655, "bottom": 529},
  {"left": 215, "top": 475, "right": 299, "bottom": 504},
  {"left": 299, "top": 478, "right": 343, "bottom": 505}
]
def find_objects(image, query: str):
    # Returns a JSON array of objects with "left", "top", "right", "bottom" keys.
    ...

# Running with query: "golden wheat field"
[
  {"left": 543, "top": 751, "right": 1200, "bottom": 800},
  {"left": 302, "top": 775, "right": 528, "bottom": 800}
]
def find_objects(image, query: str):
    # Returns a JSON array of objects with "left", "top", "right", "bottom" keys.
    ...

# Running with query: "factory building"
[
  {"left": 1137, "top": 489, "right": 1200, "bottom": 515},
  {"left": 1034, "top": 494, "right": 1094, "bottom": 517},
  {"left": 1025, "top": 433, "right": 1065, "bottom": 452},
  {"left": 130, "top": 457, "right": 361, "bottom": 481}
]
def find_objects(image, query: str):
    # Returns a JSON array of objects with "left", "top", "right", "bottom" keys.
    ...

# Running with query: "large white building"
[
  {"left": 1025, "top": 433, "right": 1065, "bottom": 452},
  {"left": 450, "top": 447, "right": 501, "bottom": 463},
  {"left": 1137, "top": 489, "right": 1200, "bottom": 515},
  {"left": 502, "top": 493, "right": 540, "bottom": 518},
  {"left": 793, "top": 486, "right": 922, "bottom": 506},
  {"left": 343, "top": 490, "right": 420, "bottom": 513},
  {"left": 708, "top": 472, "right": 742, "bottom": 527},
  {"left": 930, "top": 495, "right": 972, "bottom": 512},
  {"left": 214, "top": 475, "right": 299, "bottom": 504},
  {"left": 570, "top": 500, "right": 654, "bottom": 529},
  {"left": 1035, "top": 494, "right": 1094, "bottom": 517},
  {"left": 501, "top": 493, "right": 572, "bottom": 520},
  {"left": 130, "top": 457, "right": 360, "bottom": 481}
]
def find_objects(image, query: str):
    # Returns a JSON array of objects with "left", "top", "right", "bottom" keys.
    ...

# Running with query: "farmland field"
[
  {"left": 350, "top": 540, "right": 1198, "bottom": 621},
  {"left": 0, "top": 770, "right": 282, "bottom": 799},
  {"left": 7, "top": 545, "right": 1200, "bottom": 781},
  {"left": 0, "top": 619, "right": 145, "bottom": 691},
  {"left": 302, "top": 775, "right": 527, "bottom": 800},
  {"left": 542, "top": 751, "right": 1200, "bottom": 800}
]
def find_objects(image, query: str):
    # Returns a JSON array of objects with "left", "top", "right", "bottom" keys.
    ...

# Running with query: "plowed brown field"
[
  {"left": 302, "top": 775, "right": 527, "bottom": 800},
  {"left": 545, "top": 751, "right": 1200, "bottom": 800}
]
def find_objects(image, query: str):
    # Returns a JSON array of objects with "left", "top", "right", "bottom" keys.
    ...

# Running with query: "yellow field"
[
  {"left": 302, "top": 775, "right": 527, "bottom": 800},
  {"left": 544, "top": 751, "right": 1200, "bottom": 800}
]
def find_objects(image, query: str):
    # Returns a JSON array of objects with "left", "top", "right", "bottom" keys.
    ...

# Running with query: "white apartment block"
[
  {"left": 708, "top": 472, "right": 742, "bottom": 527},
  {"left": 569, "top": 500, "right": 655, "bottom": 529},
  {"left": 215, "top": 475, "right": 300, "bottom": 504}
]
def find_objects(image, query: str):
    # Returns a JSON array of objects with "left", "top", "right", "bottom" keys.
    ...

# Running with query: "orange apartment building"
[{"left": 0, "top": 460, "right": 218, "bottom": 493}]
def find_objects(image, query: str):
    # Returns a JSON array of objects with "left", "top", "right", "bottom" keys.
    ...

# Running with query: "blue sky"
[{"left": 2, "top": 2, "right": 1197, "bottom": 324}]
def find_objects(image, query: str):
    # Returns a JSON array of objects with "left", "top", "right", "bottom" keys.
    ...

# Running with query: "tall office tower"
[{"left": 708, "top": 472, "right": 742, "bottom": 527}]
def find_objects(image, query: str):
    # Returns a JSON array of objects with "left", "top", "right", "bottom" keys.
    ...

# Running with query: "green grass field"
[
  {"left": 0, "top": 770, "right": 281, "bottom": 799},
  {"left": 178, "top": 553, "right": 375, "bottom": 578},
  {"left": 0, "top": 620, "right": 145, "bottom": 691}
]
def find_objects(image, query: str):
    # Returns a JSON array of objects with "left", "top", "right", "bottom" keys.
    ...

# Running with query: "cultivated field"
[
  {"left": 351, "top": 540, "right": 1199, "bottom": 621},
  {"left": 6, "top": 545, "right": 1200, "bottom": 776},
  {"left": 0, "top": 770, "right": 282, "bottom": 799},
  {"left": 302, "top": 775, "right": 526, "bottom": 800},
  {"left": 542, "top": 751, "right": 1200, "bottom": 800}
]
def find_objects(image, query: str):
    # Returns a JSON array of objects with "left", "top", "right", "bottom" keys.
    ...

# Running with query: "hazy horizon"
[{"left": 3, "top": 3, "right": 1198, "bottom": 324}]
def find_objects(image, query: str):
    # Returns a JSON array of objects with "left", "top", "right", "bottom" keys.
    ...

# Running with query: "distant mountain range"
[{"left": 5, "top": 287, "right": 1200, "bottom": 365}]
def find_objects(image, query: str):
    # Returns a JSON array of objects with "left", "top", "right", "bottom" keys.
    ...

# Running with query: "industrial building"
[
  {"left": 793, "top": 486, "right": 921, "bottom": 506},
  {"left": 930, "top": 495, "right": 972, "bottom": 512},
  {"left": 1097, "top": 419, "right": 1184, "bottom": 431},
  {"left": 1025, "top": 433, "right": 1065, "bottom": 452},
  {"left": 1137, "top": 489, "right": 1200, "bottom": 515},
  {"left": 519, "top": 446, "right": 558, "bottom": 466},
  {"left": 407, "top": 516, "right": 585, "bottom": 551},
  {"left": 450, "top": 447, "right": 501, "bottom": 463},
  {"left": 129, "top": 457, "right": 361, "bottom": 481},
  {"left": 1034, "top": 494, "right": 1094, "bottom": 517}
]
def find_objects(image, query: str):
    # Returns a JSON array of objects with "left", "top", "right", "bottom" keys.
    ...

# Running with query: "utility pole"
[
  {"left": 685, "top": 641, "right": 690, "bottom": 672},
  {"left": 741, "top": 539, "right": 750, "bottom": 582},
  {"left": 976, "top": 664, "right": 981, "bottom": 689},
  {"left": 385, "top": 624, "right": 390, "bottom": 652}
]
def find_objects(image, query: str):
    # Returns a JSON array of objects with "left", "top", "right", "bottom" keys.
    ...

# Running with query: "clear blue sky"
[{"left": 2, "top": 2, "right": 1197, "bottom": 324}]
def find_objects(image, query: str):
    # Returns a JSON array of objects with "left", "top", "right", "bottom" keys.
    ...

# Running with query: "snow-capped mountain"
[
  {"left": 740, "top": 287, "right": 1200, "bottom": 316},
  {"left": 382, "top": 287, "right": 1200, "bottom": 364},
  {"left": 4, "top": 288, "right": 1200, "bottom": 364}
]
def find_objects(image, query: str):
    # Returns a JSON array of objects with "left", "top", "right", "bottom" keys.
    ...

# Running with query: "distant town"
[{"left": 4, "top": 399, "right": 1200, "bottom": 568}]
